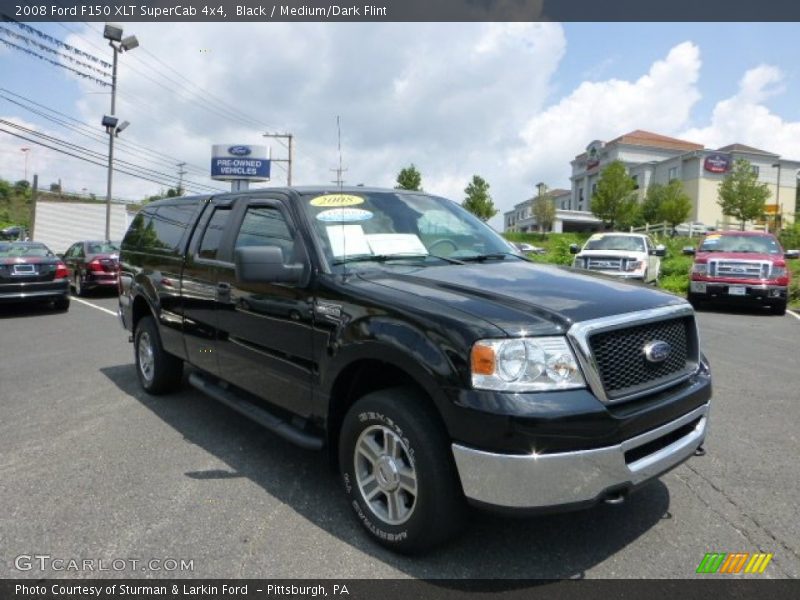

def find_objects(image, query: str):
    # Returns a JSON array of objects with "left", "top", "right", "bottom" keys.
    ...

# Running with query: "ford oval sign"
[
  {"left": 228, "top": 145, "right": 252, "bottom": 157},
  {"left": 644, "top": 340, "right": 671, "bottom": 363}
]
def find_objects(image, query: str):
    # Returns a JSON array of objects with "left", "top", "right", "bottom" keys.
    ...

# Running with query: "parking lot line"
[
  {"left": 71, "top": 297, "right": 118, "bottom": 317},
  {"left": 788, "top": 309, "right": 800, "bottom": 322}
]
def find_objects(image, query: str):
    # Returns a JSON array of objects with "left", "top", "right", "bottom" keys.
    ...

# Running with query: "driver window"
[{"left": 235, "top": 206, "right": 296, "bottom": 264}]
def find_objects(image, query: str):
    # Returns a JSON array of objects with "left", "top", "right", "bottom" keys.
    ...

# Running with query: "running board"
[{"left": 188, "top": 372, "right": 323, "bottom": 450}]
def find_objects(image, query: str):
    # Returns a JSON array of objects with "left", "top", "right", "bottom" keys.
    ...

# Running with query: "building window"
[
  {"left": 591, "top": 183, "right": 597, "bottom": 195},
  {"left": 631, "top": 174, "right": 639, "bottom": 190},
  {"left": 668, "top": 167, "right": 678, "bottom": 181},
  {"left": 579, "top": 188, "right": 584, "bottom": 202},
  {"left": 751, "top": 165, "right": 760, "bottom": 177}
]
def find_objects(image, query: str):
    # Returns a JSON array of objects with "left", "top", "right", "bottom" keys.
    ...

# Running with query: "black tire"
[
  {"left": 53, "top": 296, "right": 70, "bottom": 312},
  {"left": 134, "top": 315, "right": 183, "bottom": 394},
  {"left": 338, "top": 387, "right": 465, "bottom": 554},
  {"left": 74, "top": 272, "right": 88, "bottom": 297},
  {"left": 770, "top": 301, "right": 787, "bottom": 316},
  {"left": 687, "top": 293, "right": 704, "bottom": 310}
]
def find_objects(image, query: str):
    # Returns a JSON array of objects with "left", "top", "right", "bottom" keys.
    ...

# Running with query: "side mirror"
[
  {"left": 785, "top": 249, "right": 800, "bottom": 260},
  {"left": 654, "top": 245, "right": 667, "bottom": 257},
  {"left": 234, "top": 246, "right": 303, "bottom": 284},
  {"left": 682, "top": 246, "right": 696, "bottom": 256},
  {"left": 569, "top": 243, "right": 580, "bottom": 254}
]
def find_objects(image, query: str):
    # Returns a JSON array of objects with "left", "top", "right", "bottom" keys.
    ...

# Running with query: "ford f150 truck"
[
  {"left": 570, "top": 232, "right": 665, "bottom": 284},
  {"left": 118, "top": 187, "right": 712, "bottom": 553},
  {"left": 684, "top": 231, "right": 798, "bottom": 315}
]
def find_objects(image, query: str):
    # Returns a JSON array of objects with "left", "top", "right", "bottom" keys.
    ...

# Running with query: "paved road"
[{"left": 1, "top": 294, "right": 798, "bottom": 579}]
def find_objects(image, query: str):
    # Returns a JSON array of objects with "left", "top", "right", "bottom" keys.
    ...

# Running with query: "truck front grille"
[
  {"left": 568, "top": 305, "right": 701, "bottom": 405},
  {"left": 710, "top": 260, "right": 770, "bottom": 279},
  {"left": 589, "top": 317, "right": 692, "bottom": 399},
  {"left": 584, "top": 256, "right": 624, "bottom": 271}
]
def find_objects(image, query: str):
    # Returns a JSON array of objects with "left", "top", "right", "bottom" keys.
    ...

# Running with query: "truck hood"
[
  {"left": 575, "top": 249, "right": 647, "bottom": 259},
  {"left": 360, "top": 260, "right": 685, "bottom": 336}
]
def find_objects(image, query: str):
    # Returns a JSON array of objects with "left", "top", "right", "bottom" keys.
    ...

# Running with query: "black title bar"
[{"left": 2, "top": 0, "right": 800, "bottom": 22}]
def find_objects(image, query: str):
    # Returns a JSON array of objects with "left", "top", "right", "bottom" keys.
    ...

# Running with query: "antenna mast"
[{"left": 331, "top": 115, "right": 347, "bottom": 187}]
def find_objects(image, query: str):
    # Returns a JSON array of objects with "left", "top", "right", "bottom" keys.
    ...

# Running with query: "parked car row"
[{"left": 0, "top": 239, "right": 121, "bottom": 312}]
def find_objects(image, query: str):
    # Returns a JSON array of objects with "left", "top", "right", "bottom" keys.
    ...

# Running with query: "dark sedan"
[
  {"left": 62, "top": 240, "right": 120, "bottom": 296},
  {"left": 0, "top": 241, "right": 70, "bottom": 310}
]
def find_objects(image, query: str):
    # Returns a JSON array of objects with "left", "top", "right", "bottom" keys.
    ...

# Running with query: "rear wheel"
[
  {"left": 687, "top": 293, "right": 704, "bottom": 310},
  {"left": 338, "top": 387, "right": 465, "bottom": 554},
  {"left": 134, "top": 315, "right": 183, "bottom": 394},
  {"left": 74, "top": 272, "right": 87, "bottom": 297}
]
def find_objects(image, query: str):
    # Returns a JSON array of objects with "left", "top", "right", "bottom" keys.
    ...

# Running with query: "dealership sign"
[
  {"left": 704, "top": 153, "right": 731, "bottom": 174},
  {"left": 211, "top": 144, "right": 270, "bottom": 181}
]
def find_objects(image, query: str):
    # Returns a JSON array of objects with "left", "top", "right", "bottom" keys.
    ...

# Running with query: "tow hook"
[{"left": 694, "top": 446, "right": 706, "bottom": 457}]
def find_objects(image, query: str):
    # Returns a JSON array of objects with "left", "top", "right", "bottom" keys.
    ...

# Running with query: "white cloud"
[
  {"left": 682, "top": 65, "right": 800, "bottom": 159},
  {"left": 508, "top": 42, "right": 702, "bottom": 194}
]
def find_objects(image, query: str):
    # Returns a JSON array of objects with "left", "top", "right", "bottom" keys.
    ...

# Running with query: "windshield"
[
  {"left": 86, "top": 241, "right": 120, "bottom": 254},
  {"left": 298, "top": 191, "right": 513, "bottom": 267},
  {"left": 698, "top": 234, "right": 782, "bottom": 254},
  {"left": 0, "top": 243, "right": 53, "bottom": 257},
  {"left": 584, "top": 234, "right": 645, "bottom": 252}
]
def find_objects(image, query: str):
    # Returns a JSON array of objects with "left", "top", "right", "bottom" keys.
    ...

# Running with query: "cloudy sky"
[{"left": 1, "top": 21, "right": 799, "bottom": 228}]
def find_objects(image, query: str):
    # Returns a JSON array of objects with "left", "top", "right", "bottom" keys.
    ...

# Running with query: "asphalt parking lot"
[{"left": 1, "top": 294, "right": 799, "bottom": 579}]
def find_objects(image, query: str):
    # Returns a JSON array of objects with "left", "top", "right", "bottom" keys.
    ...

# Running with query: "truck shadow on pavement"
[{"left": 102, "top": 364, "right": 672, "bottom": 582}]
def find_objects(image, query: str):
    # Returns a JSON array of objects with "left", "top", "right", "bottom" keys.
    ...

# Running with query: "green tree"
[
  {"left": 590, "top": 160, "right": 639, "bottom": 229},
  {"left": 717, "top": 159, "right": 771, "bottom": 230},
  {"left": 641, "top": 183, "right": 665, "bottom": 225},
  {"left": 531, "top": 189, "right": 556, "bottom": 233},
  {"left": 395, "top": 164, "right": 422, "bottom": 191},
  {"left": 660, "top": 180, "right": 693, "bottom": 234},
  {"left": 462, "top": 175, "right": 497, "bottom": 222}
]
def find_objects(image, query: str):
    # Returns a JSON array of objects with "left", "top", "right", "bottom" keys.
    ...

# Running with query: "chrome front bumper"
[{"left": 452, "top": 402, "right": 709, "bottom": 509}]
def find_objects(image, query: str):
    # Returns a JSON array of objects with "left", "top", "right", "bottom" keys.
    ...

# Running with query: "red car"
[
  {"left": 62, "top": 240, "right": 121, "bottom": 296},
  {"left": 0, "top": 241, "right": 70, "bottom": 310},
  {"left": 684, "top": 231, "right": 798, "bottom": 315}
]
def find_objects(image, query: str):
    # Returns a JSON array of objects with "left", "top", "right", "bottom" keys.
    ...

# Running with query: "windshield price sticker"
[{"left": 316, "top": 208, "right": 373, "bottom": 222}]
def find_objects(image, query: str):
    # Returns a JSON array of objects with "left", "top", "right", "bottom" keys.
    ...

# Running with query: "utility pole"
[
  {"left": 263, "top": 132, "right": 293, "bottom": 185},
  {"left": 330, "top": 116, "right": 347, "bottom": 187},
  {"left": 176, "top": 162, "right": 187, "bottom": 194},
  {"left": 29, "top": 174, "right": 38, "bottom": 240}
]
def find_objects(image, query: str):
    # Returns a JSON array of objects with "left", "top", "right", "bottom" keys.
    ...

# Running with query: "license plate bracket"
[
  {"left": 12, "top": 264, "right": 36, "bottom": 276},
  {"left": 728, "top": 285, "right": 746, "bottom": 296}
]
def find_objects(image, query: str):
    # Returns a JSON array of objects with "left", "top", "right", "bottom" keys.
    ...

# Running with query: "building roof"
[
  {"left": 716, "top": 143, "right": 778, "bottom": 156},
  {"left": 548, "top": 188, "right": 571, "bottom": 197},
  {"left": 609, "top": 129, "right": 704, "bottom": 152}
]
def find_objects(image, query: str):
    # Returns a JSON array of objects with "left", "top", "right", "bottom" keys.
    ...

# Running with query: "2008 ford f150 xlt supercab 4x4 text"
[{"left": 118, "top": 187, "right": 712, "bottom": 553}]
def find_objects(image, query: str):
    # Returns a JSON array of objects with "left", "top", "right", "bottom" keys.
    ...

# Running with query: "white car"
[{"left": 570, "top": 232, "right": 665, "bottom": 284}]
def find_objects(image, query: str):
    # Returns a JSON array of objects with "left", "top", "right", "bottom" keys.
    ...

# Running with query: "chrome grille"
[
  {"left": 568, "top": 305, "right": 700, "bottom": 405},
  {"left": 710, "top": 260, "right": 770, "bottom": 279},
  {"left": 584, "top": 256, "right": 624, "bottom": 271}
]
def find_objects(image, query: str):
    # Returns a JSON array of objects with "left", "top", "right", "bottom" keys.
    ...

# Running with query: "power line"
[{"left": 0, "top": 35, "right": 110, "bottom": 88}]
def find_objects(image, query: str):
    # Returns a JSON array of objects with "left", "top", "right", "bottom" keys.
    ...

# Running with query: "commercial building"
[
  {"left": 568, "top": 130, "right": 799, "bottom": 228},
  {"left": 504, "top": 188, "right": 603, "bottom": 233}
]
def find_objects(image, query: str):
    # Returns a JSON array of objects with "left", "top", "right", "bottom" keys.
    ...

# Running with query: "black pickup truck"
[{"left": 118, "top": 187, "right": 711, "bottom": 553}]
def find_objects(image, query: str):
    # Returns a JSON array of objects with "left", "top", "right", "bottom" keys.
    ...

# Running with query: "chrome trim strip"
[
  {"left": 567, "top": 304, "right": 698, "bottom": 405},
  {"left": 452, "top": 403, "right": 709, "bottom": 509}
]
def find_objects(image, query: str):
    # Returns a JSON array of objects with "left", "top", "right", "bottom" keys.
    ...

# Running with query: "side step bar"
[{"left": 188, "top": 373, "right": 323, "bottom": 451}]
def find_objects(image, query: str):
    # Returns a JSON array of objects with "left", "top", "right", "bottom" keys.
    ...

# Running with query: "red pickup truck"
[{"left": 684, "top": 231, "right": 798, "bottom": 315}]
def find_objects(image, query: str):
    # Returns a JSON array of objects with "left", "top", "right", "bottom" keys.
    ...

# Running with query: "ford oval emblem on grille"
[
  {"left": 644, "top": 340, "right": 671, "bottom": 363},
  {"left": 228, "top": 145, "right": 251, "bottom": 156}
]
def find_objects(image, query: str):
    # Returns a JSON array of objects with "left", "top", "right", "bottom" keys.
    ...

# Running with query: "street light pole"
[
  {"left": 20, "top": 147, "right": 30, "bottom": 182},
  {"left": 102, "top": 24, "right": 138, "bottom": 241},
  {"left": 105, "top": 44, "right": 118, "bottom": 241}
]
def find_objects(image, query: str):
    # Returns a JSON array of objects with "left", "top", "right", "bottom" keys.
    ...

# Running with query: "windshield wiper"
[{"left": 459, "top": 252, "right": 525, "bottom": 263}]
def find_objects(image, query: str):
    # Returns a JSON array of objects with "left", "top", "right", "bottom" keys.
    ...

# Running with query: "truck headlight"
[
  {"left": 471, "top": 337, "right": 585, "bottom": 392},
  {"left": 691, "top": 263, "right": 708, "bottom": 275},
  {"left": 625, "top": 260, "right": 644, "bottom": 272},
  {"left": 772, "top": 266, "right": 787, "bottom": 277}
]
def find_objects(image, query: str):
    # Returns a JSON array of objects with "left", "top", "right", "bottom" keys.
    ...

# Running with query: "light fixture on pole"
[{"left": 103, "top": 23, "right": 138, "bottom": 241}]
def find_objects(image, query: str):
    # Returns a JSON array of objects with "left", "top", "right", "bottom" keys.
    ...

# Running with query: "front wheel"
[
  {"left": 338, "top": 387, "right": 465, "bottom": 554},
  {"left": 770, "top": 301, "right": 787, "bottom": 316},
  {"left": 134, "top": 315, "right": 183, "bottom": 394}
]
